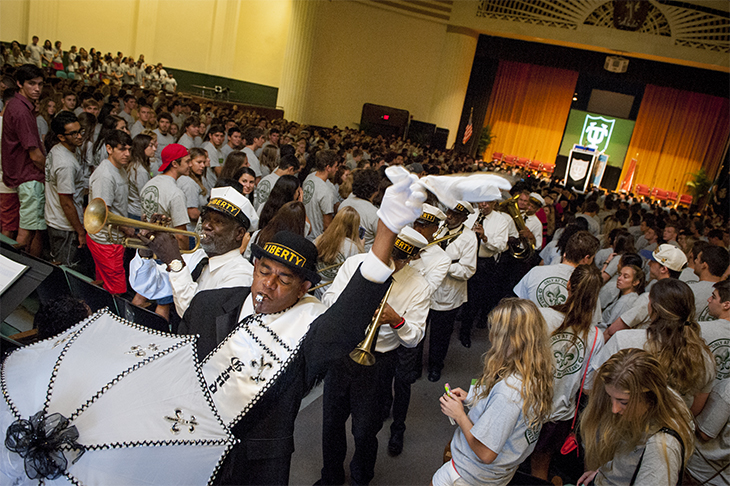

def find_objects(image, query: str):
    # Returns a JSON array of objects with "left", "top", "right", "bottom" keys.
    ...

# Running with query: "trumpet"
[
  {"left": 350, "top": 281, "right": 394, "bottom": 366},
  {"left": 84, "top": 198, "right": 201, "bottom": 253},
  {"left": 497, "top": 195, "right": 535, "bottom": 260}
]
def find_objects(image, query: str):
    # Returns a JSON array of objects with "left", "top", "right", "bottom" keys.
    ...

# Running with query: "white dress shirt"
[
  {"left": 475, "top": 210, "right": 509, "bottom": 258},
  {"left": 129, "top": 248, "right": 254, "bottom": 316},
  {"left": 323, "top": 253, "right": 430, "bottom": 352},
  {"left": 410, "top": 244, "right": 451, "bottom": 297},
  {"left": 430, "top": 225, "right": 478, "bottom": 311}
]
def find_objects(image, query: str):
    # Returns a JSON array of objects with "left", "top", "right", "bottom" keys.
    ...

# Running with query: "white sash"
[{"left": 202, "top": 295, "right": 326, "bottom": 427}]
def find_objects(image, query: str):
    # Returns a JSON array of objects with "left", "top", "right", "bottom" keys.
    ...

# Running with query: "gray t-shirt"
[
  {"left": 127, "top": 163, "right": 151, "bottom": 218},
  {"left": 44, "top": 143, "right": 84, "bottom": 232},
  {"left": 339, "top": 193, "right": 379, "bottom": 251},
  {"left": 602, "top": 292, "right": 640, "bottom": 329},
  {"left": 514, "top": 263, "right": 574, "bottom": 308},
  {"left": 699, "top": 318, "right": 730, "bottom": 383},
  {"left": 177, "top": 175, "right": 208, "bottom": 232},
  {"left": 302, "top": 172, "right": 335, "bottom": 241},
  {"left": 587, "top": 329, "right": 715, "bottom": 406},
  {"left": 242, "top": 146, "right": 262, "bottom": 177},
  {"left": 450, "top": 375, "right": 541, "bottom": 486},
  {"left": 178, "top": 133, "right": 198, "bottom": 150},
  {"left": 153, "top": 130, "right": 175, "bottom": 166},
  {"left": 594, "top": 431, "right": 683, "bottom": 486},
  {"left": 686, "top": 378, "right": 730, "bottom": 485},
  {"left": 202, "top": 141, "right": 224, "bottom": 192},
  {"left": 88, "top": 159, "right": 128, "bottom": 244},
  {"left": 540, "top": 308, "right": 604, "bottom": 421},
  {"left": 690, "top": 280, "right": 718, "bottom": 322},
  {"left": 140, "top": 174, "right": 190, "bottom": 228},
  {"left": 130, "top": 119, "right": 145, "bottom": 138},
  {"left": 254, "top": 172, "right": 280, "bottom": 210},
  {"left": 679, "top": 267, "right": 700, "bottom": 284}
]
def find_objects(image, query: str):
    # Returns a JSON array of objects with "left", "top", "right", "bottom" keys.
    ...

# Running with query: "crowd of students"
[
  {"left": 1, "top": 36, "right": 177, "bottom": 91},
  {"left": 2, "top": 53, "right": 730, "bottom": 486}
]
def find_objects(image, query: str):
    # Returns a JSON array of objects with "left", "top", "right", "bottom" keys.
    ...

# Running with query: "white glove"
[
  {"left": 376, "top": 166, "right": 427, "bottom": 233},
  {"left": 417, "top": 173, "right": 512, "bottom": 210}
]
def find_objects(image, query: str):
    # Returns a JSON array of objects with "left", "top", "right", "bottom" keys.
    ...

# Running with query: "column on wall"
[
  {"left": 28, "top": 0, "right": 59, "bottom": 43},
  {"left": 206, "top": 0, "right": 242, "bottom": 78},
  {"left": 428, "top": 26, "right": 478, "bottom": 148},
  {"left": 133, "top": 0, "right": 159, "bottom": 61},
  {"left": 277, "top": 0, "right": 320, "bottom": 122}
]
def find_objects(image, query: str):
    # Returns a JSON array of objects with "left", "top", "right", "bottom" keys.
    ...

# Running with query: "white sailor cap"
[
  {"left": 417, "top": 204, "right": 446, "bottom": 225},
  {"left": 452, "top": 200, "right": 475, "bottom": 215},
  {"left": 529, "top": 192, "right": 545, "bottom": 207},
  {"left": 394, "top": 226, "right": 428, "bottom": 257},
  {"left": 206, "top": 186, "right": 259, "bottom": 231}
]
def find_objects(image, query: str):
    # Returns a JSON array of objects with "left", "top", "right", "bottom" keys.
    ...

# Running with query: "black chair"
[
  {"left": 113, "top": 296, "right": 171, "bottom": 333},
  {"left": 64, "top": 267, "right": 117, "bottom": 315}
]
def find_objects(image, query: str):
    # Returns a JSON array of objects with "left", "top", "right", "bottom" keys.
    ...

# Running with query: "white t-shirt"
[
  {"left": 541, "top": 307, "right": 604, "bottom": 421},
  {"left": 686, "top": 378, "right": 730, "bottom": 485},
  {"left": 450, "top": 375, "right": 542, "bottom": 486},
  {"left": 88, "top": 159, "right": 128, "bottom": 245},
  {"left": 139, "top": 174, "right": 190, "bottom": 228},
  {"left": 302, "top": 172, "right": 335, "bottom": 241},
  {"left": 27, "top": 44, "right": 43, "bottom": 66},
  {"left": 44, "top": 143, "right": 84, "bottom": 232},
  {"left": 430, "top": 225, "right": 477, "bottom": 311}
]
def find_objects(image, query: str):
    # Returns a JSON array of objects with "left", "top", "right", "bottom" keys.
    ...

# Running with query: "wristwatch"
[{"left": 167, "top": 259, "right": 185, "bottom": 273}]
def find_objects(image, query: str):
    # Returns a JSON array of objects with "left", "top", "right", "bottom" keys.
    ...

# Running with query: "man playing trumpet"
[{"left": 318, "top": 226, "right": 431, "bottom": 486}]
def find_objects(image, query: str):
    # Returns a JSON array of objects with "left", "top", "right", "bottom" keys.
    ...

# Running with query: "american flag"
[{"left": 462, "top": 108, "right": 473, "bottom": 144}]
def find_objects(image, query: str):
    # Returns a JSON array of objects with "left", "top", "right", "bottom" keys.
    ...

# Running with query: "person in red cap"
[
  {"left": 139, "top": 143, "right": 191, "bottom": 246},
  {"left": 136, "top": 143, "right": 192, "bottom": 319}
]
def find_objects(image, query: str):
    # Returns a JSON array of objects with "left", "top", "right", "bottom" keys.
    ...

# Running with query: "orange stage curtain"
[
  {"left": 619, "top": 84, "right": 730, "bottom": 196},
  {"left": 483, "top": 60, "right": 578, "bottom": 163}
]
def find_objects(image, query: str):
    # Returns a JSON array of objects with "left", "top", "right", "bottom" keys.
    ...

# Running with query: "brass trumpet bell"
[
  {"left": 83, "top": 198, "right": 201, "bottom": 253},
  {"left": 349, "top": 282, "right": 395, "bottom": 366}
]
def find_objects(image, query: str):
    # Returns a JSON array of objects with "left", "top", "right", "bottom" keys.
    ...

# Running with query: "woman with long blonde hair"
[
  {"left": 578, "top": 348, "right": 694, "bottom": 486},
  {"left": 313, "top": 206, "right": 364, "bottom": 297},
  {"left": 530, "top": 264, "right": 604, "bottom": 480},
  {"left": 587, "top": 278, "right": 715, "bottom": 414},
  {"left": 434, "top": 298, "right": 554, "bottom": 486}
]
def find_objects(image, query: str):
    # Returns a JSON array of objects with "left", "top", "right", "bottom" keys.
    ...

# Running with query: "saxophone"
[{"left": 497, "top": 195, "right": 535, "bottom": 260}]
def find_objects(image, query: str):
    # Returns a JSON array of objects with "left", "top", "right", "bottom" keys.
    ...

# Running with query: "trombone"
[
  {"left": 84, "top": 198, "right": 201, "bottom": 252},
  {"left": 350, "top": 281, "right": 394, "bottom": 366}
]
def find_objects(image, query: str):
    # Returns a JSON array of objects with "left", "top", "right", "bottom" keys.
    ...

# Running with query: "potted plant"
[
  {"left": 477, "top": 125, "right": 495, "bottom": 160},
  {"left": 685, "top": 168, "right": 712, "bottom": 210}
]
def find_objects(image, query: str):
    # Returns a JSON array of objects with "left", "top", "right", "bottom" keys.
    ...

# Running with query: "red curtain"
[
  {"left": 483, "top": 60, "right": 579, "bottom": 163},
  {"left": 619, "top": 85, "right": 730, "bottom": 195}
]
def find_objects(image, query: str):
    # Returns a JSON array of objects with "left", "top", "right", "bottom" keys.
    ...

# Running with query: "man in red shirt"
[{"left": 1, "top": 64, "right": 46, "bottom": 256}]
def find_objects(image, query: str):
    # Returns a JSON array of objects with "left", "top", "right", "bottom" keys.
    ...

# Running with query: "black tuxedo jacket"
[{"left": 179, "top": 268, "right": 391, "bottom": 485}]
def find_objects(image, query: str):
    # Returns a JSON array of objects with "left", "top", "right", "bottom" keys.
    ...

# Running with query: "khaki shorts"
[{"left": 17, "top": 180, "right": 47, "bottom": 231}]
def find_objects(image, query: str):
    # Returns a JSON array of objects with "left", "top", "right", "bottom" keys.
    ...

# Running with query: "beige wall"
[
  {"left": 300, "top": 1, "right": 447, "bottom": 128},
  {"left": 1, "top": 0, "right": 291, "bottom": 87}
]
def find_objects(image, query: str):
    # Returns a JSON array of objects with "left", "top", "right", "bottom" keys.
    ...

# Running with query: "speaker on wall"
[
  {"left": 432, "top": 128, "right": 449, "bottom": 151},
  {"left": 360, "top": 103, "right": 410, "bottom": 139},
  {"left": 554, "top": 155, "right": 569, "bottom": 180},
  {"left": 601, "top": 166, "right": 622, "bottom": 191},
  {"left": 407, "top": 120, "right": 436, "bottom": 147}
]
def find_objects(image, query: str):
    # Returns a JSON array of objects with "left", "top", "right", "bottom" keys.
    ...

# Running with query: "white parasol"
[{"left": 1, "top": 309, "right": 235, "bottom": 485}]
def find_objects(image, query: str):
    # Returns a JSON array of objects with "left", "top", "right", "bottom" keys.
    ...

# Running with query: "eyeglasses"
[{"left": 63, "top": 129, "right": 86, "bottom": 137}]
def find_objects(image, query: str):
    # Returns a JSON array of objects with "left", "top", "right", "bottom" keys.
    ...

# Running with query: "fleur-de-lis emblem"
[
  {"left": 250, "top": 355, "right": 273, "bottom": 384},
  {"left": 125, "top": 343, "right": 160, "bottom": 357},
  {"left": 164, "top": 408, "right": 198, "bottom": 434}
]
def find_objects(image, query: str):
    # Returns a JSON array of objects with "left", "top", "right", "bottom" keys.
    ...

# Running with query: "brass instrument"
[
  {"left": 426, "top": 230, "right": 463, "bottom": 248},
  {"left": 349, "top": 282, "right": 395, "bottom": 366},
  {"left": 497, "top": 195, "right": 535, "bottom": 260},
  {"left": 84, "top": 198, "right": 201, "bottom": 252}
]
